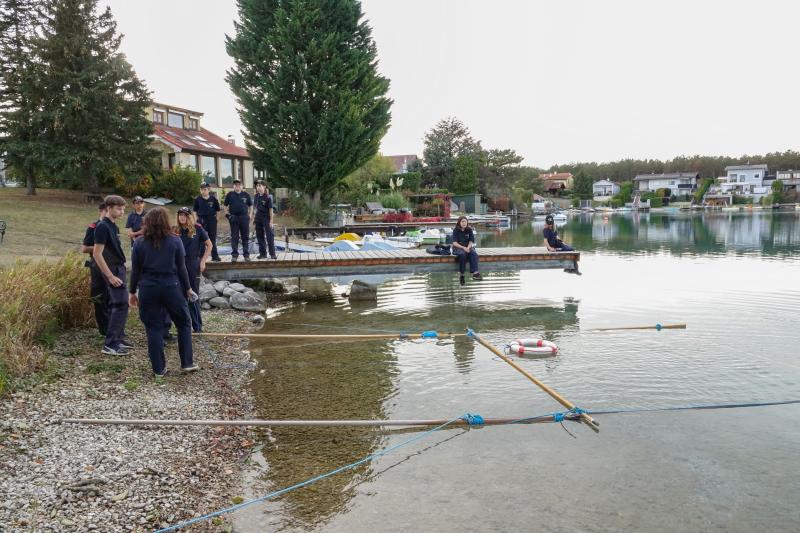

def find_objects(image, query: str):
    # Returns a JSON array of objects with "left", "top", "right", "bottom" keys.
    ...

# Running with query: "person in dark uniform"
[
  {"left": 92, "top": 195, "right": 131, "bottom": 356},
  {"left": 192, "top": 182, "right": 221, "bottom": 261},
  {"left": 125, "top": 196, "right": 146, "bottom": 246},
  {"left": 542, "top": 215, "right": 574, "bottom": 251},
  {"left": 80, "top": 202, "right": 109, "bottom": 336},
  {"left": 176, "top": 207, "right": 212, "bottom": 332},
  {"left": 129, "top": 207, "right": 198, "bottom": 377},
  {"left": 253, "top": 180, "right": 277, "bottom": 259},
  {"left": 452, "top": 216, "right": 483, "bottom": 286},
  {"left": 223, "top": 178, "right": 252, "bottom": 261}
]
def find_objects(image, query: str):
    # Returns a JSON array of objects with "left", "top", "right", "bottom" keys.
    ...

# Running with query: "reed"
[{"left": 0, "top": 254, "right": 93, "bottom": 393}]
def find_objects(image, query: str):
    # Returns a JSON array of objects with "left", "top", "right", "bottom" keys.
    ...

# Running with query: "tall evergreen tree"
[
  {"left": 227, "top": 0, "right": 392, "bottom": 207},
  {"left": 422, "top": 117, "right": 482, "bottom": 188},
  {"left": 35, "top": 0, "right": 155, "bottom": 190},
  {"left": 0, "top": 0, "right": 44, "bottom": 195}
]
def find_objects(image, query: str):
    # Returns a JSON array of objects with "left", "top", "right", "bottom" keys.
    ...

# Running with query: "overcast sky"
[{"left": 102, "top": 0, "right": 799, "bottom": 168}]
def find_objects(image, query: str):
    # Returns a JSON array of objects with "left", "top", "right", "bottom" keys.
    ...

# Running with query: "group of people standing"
[{"left": 80, "top": 178, "right": 277, "bottom": 377}]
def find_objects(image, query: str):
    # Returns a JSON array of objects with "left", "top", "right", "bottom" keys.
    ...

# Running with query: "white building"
[
  {"left": 592, "top": 179, "right": 620, "bottom": 198},
  {"left": 633, "top": 172, "right": 700, "bottom": 197},
  {"left": 721, "top": 164, "right": 770, "bottom": 201}
]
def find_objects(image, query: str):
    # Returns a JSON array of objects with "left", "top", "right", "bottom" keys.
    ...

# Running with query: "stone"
[
  {"left": 212, "top": 281, "right": 230, "bottom": 294},
  {"left": 348, "top": 280, "right": 378, "bottom": 301},
  {"left": 229, "top": 282, "right": 247, "bottom": 292},
  {"left": 199, "top": 284, "right": 218, "bottom": 302},
  {"left": 229, "top": 291, "right": 266, "bottom": 312},
  {"left": 222, "top": 287, "right": 238, "bottom": 297},
  {"left": 263, "top": 280, "right": 285, "bottom": 293},
  {"left": 208, "top": 297, "right": 231, "bottom": 309},
  {"left": 298, "top": 277, "right": 332, "bottom": 299},
  {"left": 251, "top": 315, "right": 265, "bottom": 325},
  {"left": 201, "top": 302, "right": 211, "bottom": 310},
  {"left": 243, "top": 287, "right": 254, "bottom": 293}
]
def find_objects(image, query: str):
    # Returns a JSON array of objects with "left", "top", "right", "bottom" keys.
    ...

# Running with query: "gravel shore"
[{"left": 0, "top": 309, "right": 259, "bottom": 532}]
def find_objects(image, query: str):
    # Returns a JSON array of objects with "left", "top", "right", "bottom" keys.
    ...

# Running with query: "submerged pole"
[
  {"left": 587, "top": 323, "right": 686, "bottom": 332},
  {"left": 468, "top": 328, "right": 600, "bottom": 433}
]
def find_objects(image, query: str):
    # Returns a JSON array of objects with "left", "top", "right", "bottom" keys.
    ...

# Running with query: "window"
[
  {"left": 754, "top": 173, "right": 759, "bottom": 178},
  {"left": 739, "top": 176, "right": 745, "bottom": 183},
  {"left": 184, "top": 154, "right": 198, "bottom": 170},
  {"left": 219, "top": 158, "right": 234, "bottom": 185},
  {"left": 201, "top": 155, "right": 216, "bottom": 182},
  {"left": 167, "top": 112, "right": 184, "bottom": 128},
  {"left": 188, "top": 118, "right": 198, "bottom": 130},
  {"left": 669, "top": 181, "right": 675, "bottom": 185},
  {"left": 153, "top": 111, "right": 164, "bottom": 124},
  {"left": 168, "top": 153, "right": 175, "bottom": 169}
]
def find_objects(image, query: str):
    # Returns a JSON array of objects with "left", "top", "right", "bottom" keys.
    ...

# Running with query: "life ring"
[{"left": 508, "top": 338, "right": 558, "bottom": 355}]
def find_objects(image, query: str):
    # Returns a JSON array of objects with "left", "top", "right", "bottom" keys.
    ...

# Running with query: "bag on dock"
[{"left": 425, "top": 244, "right": 451, "bottom": 256}]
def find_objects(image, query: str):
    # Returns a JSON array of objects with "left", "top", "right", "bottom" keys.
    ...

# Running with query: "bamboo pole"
[
  {"left": 468, "top": 329, "right": 600, "bottom": 433},
  {"left": 194, "top": 332, "right": 466, "bottom": 340},
  {"left": 61, "top": 416, "right": 563, "bottom": 428},
  {"left": 588, "top": 323, "right": 686, "bottom": 332}
]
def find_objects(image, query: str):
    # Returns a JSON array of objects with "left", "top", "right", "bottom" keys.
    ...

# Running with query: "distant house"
[
  {"left": 720, "top": 164, "right": 769, "bottom": 200},
  {"left": 539, "top": 172, "right": 573, "bottom": 194},
  {"left": 147, "top": 102, "right": 257, "bottom": 189},
  {"left": 386, "top": 154, "right": 419, "bottom": 174},
  {"left": 633, "top": 172, "right": 700, "bottom": 197},
  {"left": 592, "top": 179, "right": 620, "bottom": 198},
  {"left": 775, "top": 170, "right": 800, "bottom": 192}
]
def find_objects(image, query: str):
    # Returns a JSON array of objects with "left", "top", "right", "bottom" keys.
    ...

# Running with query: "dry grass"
[{"left": 0, "top": 253, "right": 94, "bottom": 392}]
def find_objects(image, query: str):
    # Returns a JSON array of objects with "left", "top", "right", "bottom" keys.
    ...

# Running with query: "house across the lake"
[
  {"left": 633, "top": 172, "right": 700, "bottom": 197},
  {"left": 539, "top": 172, "right": 573, "bottom": 195},
  {"left": 720, "top": 164, "right": 770, "bottom": 201},
  {"left": 592, "top": 179, "right": 620, "bottom": 199},
  {"left": 147, "top": 102, "right": 258, "bottom": 188}
]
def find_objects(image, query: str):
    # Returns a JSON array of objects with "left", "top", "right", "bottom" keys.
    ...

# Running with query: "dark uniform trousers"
[
  {"left": 138, "top": 275, "right": 194, "bottom": 375},
  {"left": 255, "top": 214, "right": 276, "bottom": 258},
  {"left": 89, "top": 264, "right": 109, "bottom": 335},
  {"left": 454, "top": 248, "right": 479, "bottom": 275},
  {"left": 104, "top": 264, "right": 129, "bottom": 349},
  {"left": 186, "top": 258, "right": 202, "bottom": 332},
  {"left": 199, "top": 215, "right": 220, "bottom": 260},
  {"left": 229, "top": 214, "right": 250, "bottom": 258}
]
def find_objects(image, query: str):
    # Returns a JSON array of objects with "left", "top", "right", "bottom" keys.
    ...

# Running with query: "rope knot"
[
  {"left": 553, "top": 407, "right": 585, "bottom": 422},
  {"left": 461, "top": 413, "right": 485, "bottom": 426}
]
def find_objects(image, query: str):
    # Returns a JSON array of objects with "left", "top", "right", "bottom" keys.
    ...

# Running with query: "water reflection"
[{"left": 480, "top": 211, "right": 800, "bottom": 257}]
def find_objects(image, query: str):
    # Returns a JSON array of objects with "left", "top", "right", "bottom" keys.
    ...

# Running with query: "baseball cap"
[
  {"left": 545, "top": 214, "right": 554, "bottom": 224},
  {"left": 177, "top": 206, "right": 191, "bottom": 215},
  {"left": 133, "top": 195, "right": 144, "bottom": 203},
  {"left": 232, "top": 178, "right": 242, "bottom": 184},
  {"left": 200, "top": 182, "right": 210, "bottom": 188}
]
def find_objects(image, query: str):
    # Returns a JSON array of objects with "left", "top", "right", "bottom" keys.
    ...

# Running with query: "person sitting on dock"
[
  {"left": 452, "top": 216, "right": 483, "bottom": 286},
  {"left": 543, "top": 215, "right": 574, "bottom": 252}
]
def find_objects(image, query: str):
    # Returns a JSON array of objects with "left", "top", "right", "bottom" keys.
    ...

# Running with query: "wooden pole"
[
  {"left": 194, "top": 332, "right": 466, "bottom": 340},
  {"left": 588, "top": 324, "right": 686, "bottom": 332},
  {"left": 468, "top": 329, "right": 600, "bottom": 433},
  {"left": 61, "top": 416, "right": 563, "bottom": 428}
]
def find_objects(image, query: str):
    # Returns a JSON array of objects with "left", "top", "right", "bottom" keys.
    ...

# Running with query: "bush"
[
  {"left": 610, "top": 198, "right": 623, "bottom": 208},
  {"left": 287, "top": 195, "right": 327, "bottom": 225},
  {"left": 119, "top": 175, "right": 155, "bottom": 198},
  {"left": 649, "top": 197, "right": 663, "bottom": 208},
  {"left": 0, "top": 254, "right": 93, "bottom": 393},
  {"left": 370, "top": 192, "right": 408, "bottom": 210},
  {"left": 397, "top": 172, "right": 421, "bottom": 191},
  {"left": 733, "top": 195, "right": 753, "bottom": 205},
  {"left": 152, "top": 166, "right": 203, "bottom": 204}
]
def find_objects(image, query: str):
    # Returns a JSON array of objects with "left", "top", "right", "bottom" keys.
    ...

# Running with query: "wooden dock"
[{"left": 204, "top": 247, "right": 580, "bottom": 281}]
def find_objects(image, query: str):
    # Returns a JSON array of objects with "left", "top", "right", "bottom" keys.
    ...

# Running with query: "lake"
[{"left": 237, "top": 210, "right": 800, "bottom": 532}]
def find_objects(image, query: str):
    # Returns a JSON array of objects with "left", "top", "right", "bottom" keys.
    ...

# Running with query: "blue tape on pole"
[
  {"left": 656, "top": 323, "right": 663, "bottom": 331},
  {"left": 421, "top": 331, "right": 438, "bottom": 338},
  {"left": 466, "top": 328, "right": 475, "bottom": 337},
  {"left": 461, "top": 413, "right": 485, "bottom": 425}
]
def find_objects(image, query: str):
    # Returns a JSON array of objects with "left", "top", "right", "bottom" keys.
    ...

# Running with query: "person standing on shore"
[
  {"left": 80, "top": 202, "right": 109, "bottom": 337},
  {"left": 129, "top": 207, "right": 198, "bottom": 377},
  {"left": 253, "top": 180, "right": 277, "bottom": 259},
  {"left": 176, "top": 207, "right": 211, "bottom": 332},
  {"left": 193, "top": 182, "right": 221, "bottom": 262},
  {"left": 542, "top": 215, "right": 574, "bottom": 251},
  {"left": 92, "top": 195, "right": 131, "bottom": 356},
  {"left": 223, "top": 178, "right": 252, "bottom": 261},
  {"left": 125, "top": 196, "right": 146, "bottom": 246},
  {"left": 452, "top": 216, "right": 483, "bottom": 286}
]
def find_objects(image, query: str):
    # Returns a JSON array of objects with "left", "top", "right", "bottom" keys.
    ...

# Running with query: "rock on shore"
[{"left": 201, "top": 278, "right": 267, "bottom": 312}]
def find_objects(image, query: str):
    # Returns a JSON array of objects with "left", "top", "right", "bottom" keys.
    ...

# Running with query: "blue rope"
[
  {"left": 153, "top": 413, "right": 471, "bottom": 532},
  {"left": 461, "top": 413, "right": 485, "bottom": 425},
  {"left": 655, "top": 323, "right": 663, "bottom": 331}
]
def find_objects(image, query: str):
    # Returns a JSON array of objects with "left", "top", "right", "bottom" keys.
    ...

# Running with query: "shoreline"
[{"left": 0, "top": 308, "right": 259, "bottom": 532}]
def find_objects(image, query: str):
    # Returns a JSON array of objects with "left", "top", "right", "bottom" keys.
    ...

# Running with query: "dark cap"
[
  {"left": 232, "top": 178, "right": 242, "bottom": 184},
  {"left": 133, "top": 195, "right": 144, "bottom": 203},
  {"left": 178, "top": 206, "right": 191, "bottom": 215},
  {"left": 545, "top": 214, "right": 554, "bottom": 224},
  {"left": 200, "top": 182, "right": 210, "bottom": 188}
]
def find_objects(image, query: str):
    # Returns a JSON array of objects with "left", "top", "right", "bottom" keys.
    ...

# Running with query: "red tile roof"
[
  {"left": 153, "top": 124, "right": 250, "bottom": 158},
  {"left": 540, "top": 172, "right": 572, "bottom": 181}
]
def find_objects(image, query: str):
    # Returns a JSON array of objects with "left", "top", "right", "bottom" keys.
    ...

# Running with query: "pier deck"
[{"left": 204, "top": 247, "right": 580, "bottom": 280}]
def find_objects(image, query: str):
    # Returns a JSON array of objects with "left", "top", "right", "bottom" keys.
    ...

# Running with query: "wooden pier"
[{"left": 204, "top": 247, "right": 580, "bottom": 281}]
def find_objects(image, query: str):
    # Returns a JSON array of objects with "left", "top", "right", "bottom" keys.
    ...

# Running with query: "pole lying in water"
[
  {"left": 61, "top": 416, "right": 563, "bottom": 428},
  {"left": 194, "top": 332, "right": 466, "bottom": 340},
  {"left": 587, "top": 323, "right": 686, "bottom": 332},
  {"left": 467, "top": 328, "right": 600, "bottom": 433}
]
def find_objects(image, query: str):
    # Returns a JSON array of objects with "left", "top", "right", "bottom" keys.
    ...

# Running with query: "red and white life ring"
[{"left": 508, "top": 338, "right": 558, "bottom": 355}]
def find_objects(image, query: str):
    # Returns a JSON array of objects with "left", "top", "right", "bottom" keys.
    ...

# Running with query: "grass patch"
[
  {"left": 123, "top": 377, "right": 140, "bottom": 391},
  {"left": 86, "top": 361, "right": 124, "bottom": 375}
]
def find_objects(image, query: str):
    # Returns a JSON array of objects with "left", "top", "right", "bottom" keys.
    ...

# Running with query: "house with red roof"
[
  {"left": 147, "top": 102, "right": 258, "bottom": 188},
  {"left": 386, "top": 154, "right": 419, "bottom": 173},
  {"left": 539, "top": 172, "right": 573, "bottom": 195}
]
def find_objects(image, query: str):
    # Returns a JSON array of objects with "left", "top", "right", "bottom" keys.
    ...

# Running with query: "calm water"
[{"left": 238, "top": 211, "right": 800, "bottom": 532}]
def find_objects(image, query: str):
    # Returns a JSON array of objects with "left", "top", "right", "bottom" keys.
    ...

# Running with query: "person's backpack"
[{"left": 425, "top": 244, "right": 451, "bottom": 256}]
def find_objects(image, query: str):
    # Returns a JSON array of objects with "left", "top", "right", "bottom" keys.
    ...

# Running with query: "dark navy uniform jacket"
[
  {"left": 129, "top": 235, "right": 191, "bottom": 294},
  {"left": 94, "top": 217, "right": 126, "bottom": 267},
  {"left": 254, "top": 193, "right": 273, "bottom": 218},
  {"left": 224, "top": 190, "right": 252, "bottom": 215},
  {"left": 452, "top": 226, "right": 476, "bottom": 248},
  {"left": 179, "top": 224, "right": 209, "bottom": 260},
  {"left": 193, "top": 194, "right": 220, "bottom": 217},
  {"left": 82, "top": 220, "right": 102, "bottom": 247},
  {"left": 125, "top": 211, "right": 145, "bottom": 233},
  {"left": 543, "top": 227, "right": 563, "bottom": 248}
]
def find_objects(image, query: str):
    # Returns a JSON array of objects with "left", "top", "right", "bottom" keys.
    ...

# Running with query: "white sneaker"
[
  {"left": 181, "top": 365, "right": 199, "bottom": 373},
  {"left": 102, "top": 345, "right": 129, "bottom": 356}
]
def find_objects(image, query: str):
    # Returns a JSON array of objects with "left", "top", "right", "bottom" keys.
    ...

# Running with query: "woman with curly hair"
[
  {"left": 129, "top": 207, "right": 198, "bottom": 376},
  {"left": 176, "top": 206, "right": 211, "bottom": 332}
]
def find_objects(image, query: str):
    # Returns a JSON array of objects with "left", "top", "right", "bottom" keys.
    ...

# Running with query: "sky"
[{"left": 102, "top": 0, "right": 800, "bottom": 168}]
